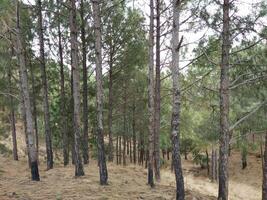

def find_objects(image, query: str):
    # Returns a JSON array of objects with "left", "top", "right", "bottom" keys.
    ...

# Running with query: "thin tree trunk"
[
  {"left": 92, "top": 0, "right": 108, "bottom": 185},
  {"left": 57, "top": 0, "right": 69, "bottom": 166},
  {"left": 123, "top": 84, "right": 127, "bottom": 166},
  {"left": 218, "top": 0, "right": 231, "bottom": 199},
  {"left": 16, "top": 0, "right": 39, "bottom": 181},
  {"left": 69, "top": 0, "right": 84, "bottom": 177},
  {"left": 154, "top": 0, "right": 161, "bottom": 182},
  {"left": 211, "top": 147, "right": 216, "bottom": 182},
  {"left": 206, "top": 149, "right": 210, "bottom": 176},
  {"left": 8, "top": 64, "right": 18, "bottom": 161},
  {"left": 262, "top": 132, "right": 267, "bottom": 200},
  {"left": 116, "top": 135, "right": 119, "bottom": 165},
  {"left": 147, "top": 0, "right": 155, "bottom": 188},
  {"left": 70, "top": 68, "right": 75, "bottom": 165},
  {"left": 119, "top": 136, "right": 122, "bottom": 164},
  {"left": 80, "top": 0, "right": 89, "bottom": 165},
  {"left": 127, "top": 137, "right": 129, "bottom": 155},
  {"left": 215, "top": 149, "right": 218, "bottom": 181},
  {"left": 108, "top": 45, "right": 114, "bottom": 162},
  {"left": 132, "top": 99, "right": 136, "bottom": 164},
  {"left": 130, "top": 137, "right": 132, "bottom": 163},
  {"left": 37, "top": 0, "right": 53, "bottom": 170},
  {"left": 171, "top": 0, "right": 185, "bottom": 199}
]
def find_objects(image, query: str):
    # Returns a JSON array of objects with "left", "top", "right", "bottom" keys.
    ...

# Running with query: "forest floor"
[{"left": 0, "top": 124, "right": 262, "bottom": 200}]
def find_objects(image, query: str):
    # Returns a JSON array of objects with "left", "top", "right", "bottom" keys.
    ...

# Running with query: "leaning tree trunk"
[
  {"left": 92, "top": 0, "right": 108, "bottom": 185},
  {"left": 154, "top": 0, "right": 161, "bottom": 182},
  {"left": 147, "top": 0, "right": 155, "bottom": 188},
  {"left": 56, "top": 0, "right": 69, "bottom": 166},
  {"left": 8, "top": 63, "right": 18, "bottom": 161},
  {"left": 80, "top": 0, "right": 89, "bottom": 165},
  {"left": 218, "top": 0, "right": 231, "bottom": 199},
  {"left": 69, "top": 0, "right": 84, "bottom": 177},
  {"left": 171, "top": 0, "right": 185, "bottom": 199},
  {"left": 16, "top": 0, "right": 39, "bottom": 181},
  {"left": 37, "top": 0, "right": 53, "bottom": 170},
  {"left": 262, "top": 131, "right": 267, "bottom": 200}
]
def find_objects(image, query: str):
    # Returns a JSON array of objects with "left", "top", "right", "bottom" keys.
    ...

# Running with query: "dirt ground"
[
  {"left": 0, "top": 155, "right": 217, "bottom": 200},
  {"left": 0, "top": 124, "right": 262, "bottom": 200}
]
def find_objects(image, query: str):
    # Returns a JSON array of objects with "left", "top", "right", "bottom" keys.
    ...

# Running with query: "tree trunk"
[
  {"left": 80, "top": 0, "right": 89, "bottom": 165},
  {"left": 206, "top": 149, "right": 210, "bottom": 176},
  {"left": 218, "top": 0, "right": 231, "bottom": 199},
  {"left": 147, "top": 0, "right": 155, "bottom": 188},
  {"left": 132, "top": 99, "right": 136, "bottom": 164},
  {"left": 116, "top": 135, "right": 119, "bottom": 165},
  {"left": 16, "top": 0, "right": 39, "bottom": 181},
  {"left": 70, "top": 68, "right": 75, "bottom": 165},
  {"left": 69, "top": 0, "right": 84, "bottom": 177},
  {"left": 130, "top": 137, "right": 132, "bottom": 163},
  {"left": 29, "top": 57, "right": 39, "bottom": 161},
  {"left": 127, "top": 137, "right": 129, "bottom": 155},
  {"left": 167, "top": 149, "right": 170, "bottom": 160},
  {"left": 8, "top": 63, "right": 18, "bottom": 161},
  {"left": 215, "top": 149, "right": 218, "bottom": 181},
  {"left": 262, "top": 132, "right": 267, "bottom": 200},
  {"left": 119, "top": 136, "right": 122, "bottom": 164},
  {"left": 123, "top": 84, "right": 127, "bottom": 166},
  {"left": 211, "top": 147, "right": 216, "bottom": 182},
  {"left": 108, "top": 47, "right": 114, "bottom": 162},
  {"left": 154, "top": 0, "right": 161, "bottom": 182},
  {"left": 92, "top": 0, "right": 108, "bottom": 185},
  {"left": 56, "top": 0, "right": 69, "bottom": 166},
  {"left": 37, "top": 0, "right": 53, "bottom": 170},
  {"left": 171, "top": 0, "right": 185, "bottom": 199}
]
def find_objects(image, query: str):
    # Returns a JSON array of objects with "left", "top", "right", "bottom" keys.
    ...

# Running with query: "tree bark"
[
  {"left": 37, "top": 0, "right": 53, "bottom": 170},
  {"left": 29, "top": 57, "right": 39, "bottom": 161},
  {"left": 80, "top": 0, "right": 89, "bottom": 165},
  {"left": 147, "top": 0, "right": 155, "bottom": 188},
  {"left": 154, "top": 0, "right": 161, "bottom": 182},
  {"left": 171, "top": 0, "right": 185, "bottom": 199},
  {"left": 119, "top": 135, "right": 122, "bottom": 164},
  {"left": 69, "top": 0, "right": 84, "bottom": 177},
  {"left": 56, "top": 0, "right": 69, "bottom": 166},
  {"left": 92, "top": 0, "right": 108, "bottom": 185},
  {"left": 116, "top": 135, "right": 119, "bottom": 165},
  {"left": 16, "top": 0, "right": 39, "bottom": 181},
  {"left": 8, "top": 63, "right": 18, "bottom": 161},
  {"left": 70, "top": 68, "right": 75, "bottom": 165},
  {"left": 211, "top": 147, "right": 216, "bottom": 182},
  {"left": 130, "top": 137, "right": 132, "bottom": 163},
  {"left": 206, "top": 149, "right": 210, "bottom": 176},
  {"left": 132, "top": 99, "right": 136, "bottom": 164},
  {"left": 218, "top": 0, "right": 231, "bottom": 199},
  {"left": 108, "top": 42, "right": 114, "bottom": 162},
  {"left": 123, "top": 84, "right": 127, "bottom": 166},
  {"left": 262, "top": 132, "right": 267, "bottom": 200}
]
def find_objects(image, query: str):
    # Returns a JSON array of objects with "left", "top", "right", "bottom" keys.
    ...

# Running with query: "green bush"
[{"left": 0, "top": 143, "right": 12, "bottom": 155}]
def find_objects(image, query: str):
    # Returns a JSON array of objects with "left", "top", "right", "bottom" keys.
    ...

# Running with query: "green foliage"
[{"left": 0, "top": 143, "right": 12, "bottom": 155}]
